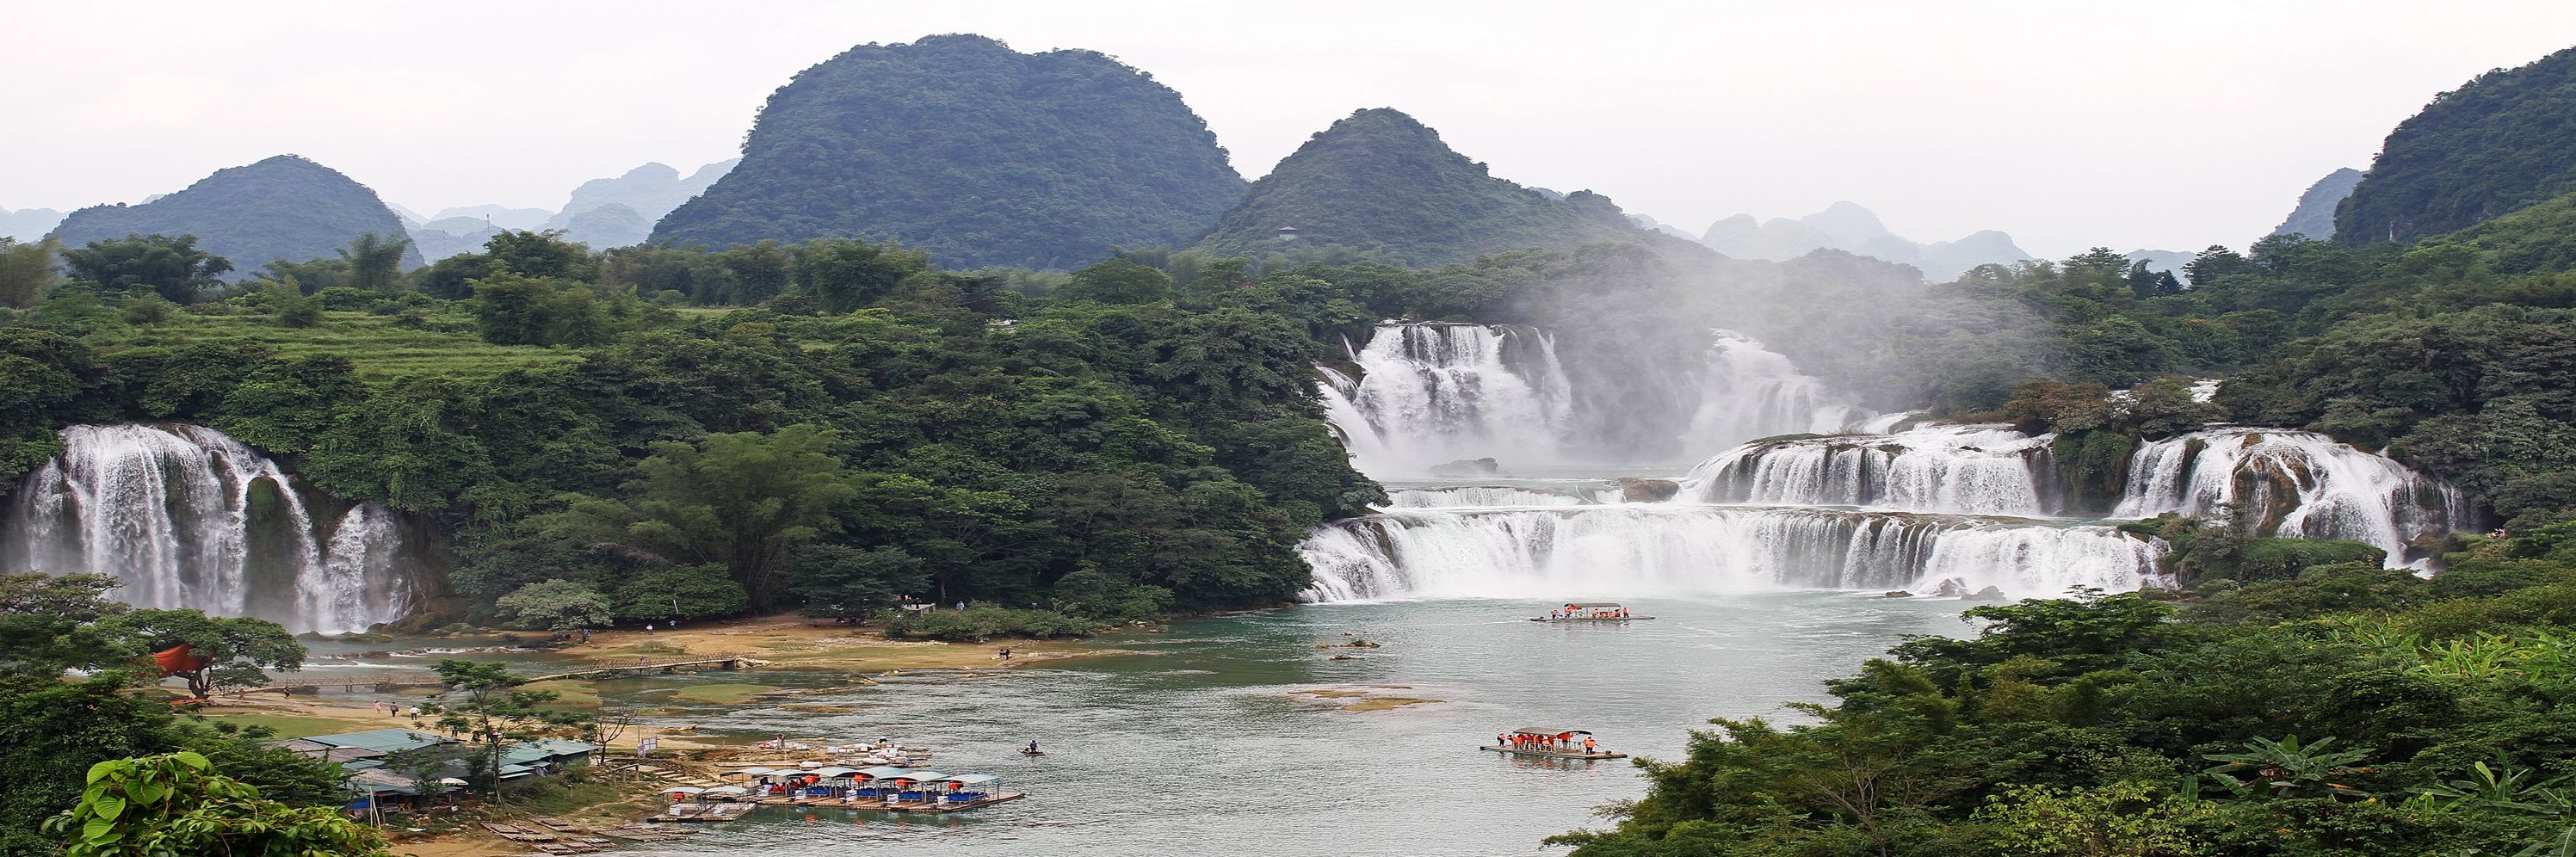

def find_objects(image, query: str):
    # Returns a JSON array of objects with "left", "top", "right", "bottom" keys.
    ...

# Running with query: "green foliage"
[
  {"left": 541, "top": 424, "right": 855, "bottom": 607},
  {"left": 786, "top": 545, "right": 927, "bottom": 620},
  {"left": 2337, "top": 46, "right": 2576, "bottom": 244},
  {"left": 1057, "top": 257, "right": 1174, "bottom": 305},
  {"left": 0, "top": 237, "right": 59, "bottom": 309},
  {"left": 100, "top": 610, "right": 304, "bottom": 700},
  {"left": 609, "top": 564, "right": 750, "bottom": 623},
  {"left": 43, "top": 753, "right": 389, "bottom": 857},
  {"left": 882, "top": 606, "right": 1102, "bottom": 642},
  {"left": 423, "top": 660, "right": 590, "bottom": 806},
  {"left": 1193, "top": 108, "right": 1657, "bottom": 266},
  {"left": 494, "top": 579, "right": 613, "bottom": 632},
  {"left": 652, "top": 34, "right": 1245, "bottom": 269},
  {"left": 59, "top": 234, "right": 232, "bottom": 304},
  {"left": 1975, "top": 780, "right": 2216, "bottom": 856}
]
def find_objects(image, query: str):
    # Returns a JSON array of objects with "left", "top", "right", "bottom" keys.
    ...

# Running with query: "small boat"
[
  {"left": 1531, "top": 601, "right": 1652, "bottom": 622},
  {"left": 1480, "top": 727, "right": 1628, "bottom": 760},
  {"left": 1018, "top": 749, "right": 1047, "bottom": 756}
]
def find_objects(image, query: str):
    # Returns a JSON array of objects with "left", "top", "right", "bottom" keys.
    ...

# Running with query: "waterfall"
[
  {"left": 3, "top": 424, "right": 415, "bottom": 633},
  {"left": 1678, "top": 330, "right": 1874, "bottom": 453},
  {"left": 1319, "top": 324, "right": 1873, "bottom": 476},
  {"left": 2112, "top": 428, "right": 2470, "bottom": 561},
  {"left": 1320, "top": 324, "right": 1576, "bottom": 478},
  {"left": 1384, "top": 486, "right": 1597, "bottom": 509},
  {"left": 1689, "top": 423, "right": 2054, "bottom": 515},
  {"left": 1299, "top": 504, "right": 2160, "bottom": 601}
]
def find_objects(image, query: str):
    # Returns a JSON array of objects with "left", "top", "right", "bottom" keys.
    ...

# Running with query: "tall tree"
[
  {"left": 59, "top": 234, "right": 233, "bottom": 304},
  {"left": 423, "top": 660, "right": 587, "bottom": 807},
  {"left": 0, "top": 237, "right": 59, "bottom": 309},
  {"left": 544, "top": 424, "right": 856, "bottom": 606},
  {"left": 101, "top": 611, "right": 304, "bottom": 700},
  {"left": 337, "top": 231, "right": 412, "bottom": 293}
]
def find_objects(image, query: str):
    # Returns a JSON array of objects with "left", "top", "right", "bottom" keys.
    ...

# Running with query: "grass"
[
  {"left": 669, "top": 683, "right": 782, "bottom": 705},
  {"left": 516, "top": 680, "right": 603, "bottom": 708},
  {"left": 194, "top": 712, "right": 374, "bottom": 739},
  {"left": 87, "top": 311, "right": 581, "bottom": 383}
]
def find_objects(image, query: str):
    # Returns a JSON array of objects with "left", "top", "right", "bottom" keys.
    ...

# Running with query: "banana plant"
[
  {"left": 2415, "top": 760, "right": 2571, "bottom": 815},
  {"left": 2202, "top": 735, "right": 2373, "bottom": 799}
]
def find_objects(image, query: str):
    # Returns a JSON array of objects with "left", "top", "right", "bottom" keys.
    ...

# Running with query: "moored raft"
[
  {"left": 1531, "top": 601, "right": 1652, "bottom": 622},
  {"left": 1480, "top": 727, "right": 1628, "bottom": 760}
]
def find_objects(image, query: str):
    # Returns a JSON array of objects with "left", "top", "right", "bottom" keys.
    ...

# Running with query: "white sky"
[{"left": 5, "top": 1, "right": 2573, "bottom": 257}]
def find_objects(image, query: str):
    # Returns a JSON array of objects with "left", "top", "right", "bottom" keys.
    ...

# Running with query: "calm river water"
[{"left": 613, "top": 594, "right": 1974, "bottom": 857}]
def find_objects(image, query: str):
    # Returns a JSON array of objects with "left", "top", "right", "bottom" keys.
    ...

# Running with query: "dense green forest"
[
  {"left": 47, "top": 155, "right": 419, "bottom": 275},
  {"left": 1554, "top": 522, "right": 2576, "bottom": 856},
  {"left": 1191, "top": 108, "right": 1672, "bottom": 266},
  {"left": 651, "top": 34, "right": 1247, "bottom": 270},
  {"left": 2, "top": 227, "right": 1410, "bottom": 638},
  {"left": 2336, "top": 45, "right": 2576, "bottom": 244}
]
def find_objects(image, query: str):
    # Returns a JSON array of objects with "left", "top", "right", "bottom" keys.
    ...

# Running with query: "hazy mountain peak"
[
  {"left": 2272, "top": 167, "right": 2363, "bottom": 240},
  {"left": 652, "top": 34, "right": 1245, "bottom": 268},
  {"left": 1192, "top": 106, "right": 1671, "bottom": 265},
  {"left": 49, "top": 153, "right": 418, "bottom": 274},
  {"left": 1698, "top": 202, "right": 2028, "bottom": 281}
]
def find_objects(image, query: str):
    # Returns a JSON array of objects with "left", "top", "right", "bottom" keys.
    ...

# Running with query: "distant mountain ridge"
[
  {"left": 47, "top": 155, "right": 419, "bottom": 275},
  {"left": 2273, "top": 168, "right": 2363, "bottom": 239},
  {"left": 1193, "top": 108, "right": 1670, "bottom": 265},
  {"left": 0, "top": 206, "right": 64, "bottom": 242},
  {"left": 653, "top": 34, "right": 1247, "bottom": 269},
  {"left": 2338, "top": 45, "right": 2576, "bottom": 244},
  {"left": 1696, "top": 201, "right": 2032, "bottom": 281}
]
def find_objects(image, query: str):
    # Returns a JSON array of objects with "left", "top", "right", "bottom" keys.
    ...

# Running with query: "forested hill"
[
  {"left": 48, "top": 155, "right": 419, "bottom": 274},
  {"left": 2337, "top": 45, "right": 2576, "bottom": 244},
  {"left": 2270, "top": 167, "right": 2362, "bottom": 240},
  {"left": 651, "top": 34, "right": 1246, "bottom": 270},
  {"left": 1190, "top": 108, "right": 1674, "bottom": 266}
]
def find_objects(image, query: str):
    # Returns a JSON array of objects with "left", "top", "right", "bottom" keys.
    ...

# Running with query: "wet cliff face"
[{"left": 2, "top": 424, "right": 429, "bottom": 633}]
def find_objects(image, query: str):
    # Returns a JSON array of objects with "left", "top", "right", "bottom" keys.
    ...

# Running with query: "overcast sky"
[{"left": 7, "top": 1, "right": 2574, "bottom": 257}]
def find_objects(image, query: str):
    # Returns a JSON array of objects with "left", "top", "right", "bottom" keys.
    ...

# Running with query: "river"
[{"left": 614, "top": 594, "right": 1974, "bottom": 857}]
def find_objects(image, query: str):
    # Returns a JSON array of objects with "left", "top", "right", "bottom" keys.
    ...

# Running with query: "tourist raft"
[
  {"left": 719, "top": 766, "right": 1024, "bottom": 813},
  {"left": 1531, "top": 602, "right": 1652, "bottom": 622},
  {"left": 1481, "top": 728, "right": 1628, "bottom": 760}
]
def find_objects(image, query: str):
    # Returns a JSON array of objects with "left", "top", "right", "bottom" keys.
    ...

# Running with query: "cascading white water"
[
  {"left": 1384, "top": 486, "right": 1594, "bottom": 509},
  {"left": 2112, "top": 428, "right": 2469, "bottom": 561},
  {"left": 1689, "top": 423, "right": 2054, "bottom": 515},
  {"left": 1320, "top": 324, "right": 1575, "bottom": 478},
  {"left": 1678, "top": 330, "right": 1874, "bottom": 453},
  {"left": 1299, "top": 504, "right": 2159, "bottom": 601},
  {"left": 2, "top": 424, "right": 414, "bottom": 633}
]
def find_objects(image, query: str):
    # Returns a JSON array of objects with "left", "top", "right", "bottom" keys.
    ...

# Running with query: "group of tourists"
[
  {"left": 1496, "top": 731, "right": 1598, "bottom": 754},
  {"left": 1548, "top": 605, "right": 1627, "bottom": 620}
]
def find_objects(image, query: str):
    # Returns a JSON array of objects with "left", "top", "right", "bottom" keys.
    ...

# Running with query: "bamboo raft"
[
  {"left": 645, "top": 802, "right": 762, "bottom": 823},
  {"left": 1480, "top": 745, "right": 1628, "bottom": 760},
  {"left": 1527, "top": 615, "right": 1654, "bottom": 622}
]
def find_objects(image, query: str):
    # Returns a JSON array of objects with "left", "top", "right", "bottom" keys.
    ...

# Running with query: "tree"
[
  {"left": 101, "top": 610, "right": 305, "bottom": 700},
  {"left": 1058, "top": 258, "right": 1174, "bottom": 304},
  {"left": 544, "top": 424, "right": 856, "bottom": 607},
  {"left": 790, "top": 238, "right": 929, "bottom": 314},
  {"left": 258, "top": 278, "right": 321, "bottom": 328},
  {"left": 423, "top": 660, "right": 586, "bottom": 807},
  {"left": 0, "top": 237, "right": 60, "bottom": 309},
  {"left": 787, "top": 545, "right": 929, "bottom": 620},
  {"left": 609, "top": 564, "right": 750, "bottom": 623},
  {"left": 1975, "top": 780, "right": 2215, "bottom": 857},
  {"left": 470, "top": 269, "right": 608, "bottom": 347},
  {"left": 337, "top": 231, "right": 411, "bottom": 293},
  {"left": 43, "top": 753, "right": 390, "bottom": 857},
  {"left": 0, "top": 572, "right": 130, "bottom": 680},
  {"left": 494, "top": 580, "right": 612, "bottom": 632},
  {"left": 59, "top": 234, "right": 232, "bottom": 304}
]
